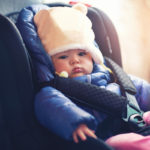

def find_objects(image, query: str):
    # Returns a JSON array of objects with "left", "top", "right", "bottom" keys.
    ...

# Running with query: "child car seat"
[{"left": 0, "top": 1, "right": 123, "bottom": 150}]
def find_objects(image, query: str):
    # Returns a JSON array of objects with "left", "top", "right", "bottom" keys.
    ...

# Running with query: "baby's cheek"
[{"left": 55, "top": 63, "right": 68, "bottom": 72}]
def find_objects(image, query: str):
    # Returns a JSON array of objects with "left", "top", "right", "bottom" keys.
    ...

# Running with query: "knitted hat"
[{"left": 34, "top": 3, "right": 104, "bottom": 64}]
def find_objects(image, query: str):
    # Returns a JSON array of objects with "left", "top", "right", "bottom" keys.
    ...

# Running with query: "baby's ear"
[{"left": 72, "top": 3, "right": 88, "bottom": 15}]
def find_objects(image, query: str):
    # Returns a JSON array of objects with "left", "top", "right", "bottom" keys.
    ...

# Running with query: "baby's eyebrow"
[
  {"left": 59, "top": 52, "right": 69, "bottom": 55},
  {"left": 59, "top": 54, "right": 68, "bottom": 56}
]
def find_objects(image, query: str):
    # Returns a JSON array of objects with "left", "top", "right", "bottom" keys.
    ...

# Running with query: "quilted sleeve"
[
  {"left": 34, "top": 86, "right": 97, "bottom": 140},
  {"left": 129, "top": 75, "right": 150, "bottom": 111}
]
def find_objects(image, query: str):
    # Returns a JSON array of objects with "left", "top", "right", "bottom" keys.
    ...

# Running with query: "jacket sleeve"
[
  {"left": 34, "top": 86, "right": 97, "bottom": 140},
  {"left": 129, "top": 75, "right": 150, "bottom": 111}
]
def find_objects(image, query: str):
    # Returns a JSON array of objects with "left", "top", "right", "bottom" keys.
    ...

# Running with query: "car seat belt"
[
  {"left": 104, "top": 57, "right": 146, "bottom": 131},
  {"left": 105, "top": 57, "right": 150, "bottom": 135},
  {"left": 40, "top": 57, "right": 146, "bottom": 132}
]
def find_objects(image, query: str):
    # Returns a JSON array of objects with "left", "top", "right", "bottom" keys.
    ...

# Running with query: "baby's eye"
[
  {"left": 58, "top": 55, "right": 68, "bottom": 59},
  {"left": 78, "top": 52, "right": 87, "bottom": 56}
]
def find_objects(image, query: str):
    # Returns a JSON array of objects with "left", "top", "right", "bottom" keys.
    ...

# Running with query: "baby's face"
[{"left": 51, "top": 49, "right": 93, "bottom": 78}]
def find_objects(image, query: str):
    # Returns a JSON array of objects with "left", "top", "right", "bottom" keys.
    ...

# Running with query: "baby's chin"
[{"left": 70, "top": 72, "right": 86, "bottom": 78}]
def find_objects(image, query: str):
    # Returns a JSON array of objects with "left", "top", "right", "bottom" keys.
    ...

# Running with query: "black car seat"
[{"left": 0, "top": 1, "right": 122, "bottom": 150}]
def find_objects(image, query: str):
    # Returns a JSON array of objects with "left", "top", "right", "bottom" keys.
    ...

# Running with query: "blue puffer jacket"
[{"left": 16, "top": 4, "right": 150, "bottom": 141}]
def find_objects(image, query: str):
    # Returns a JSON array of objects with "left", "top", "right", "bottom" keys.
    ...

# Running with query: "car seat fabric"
[
  {"left": 87, "top": 7, "right": 122, "bottom": 67},
  {"left": 0, "top": 13, "right": 37, "bottom": 150}
]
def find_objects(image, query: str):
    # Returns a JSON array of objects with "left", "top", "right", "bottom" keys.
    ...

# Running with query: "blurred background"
[{"left": 43, "top": 0, "right": 150, "bottom": 82}]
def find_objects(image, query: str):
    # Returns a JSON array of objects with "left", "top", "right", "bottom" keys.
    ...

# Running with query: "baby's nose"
[{"left": 70, "top": 55, "right": 80, "bottom": 64}]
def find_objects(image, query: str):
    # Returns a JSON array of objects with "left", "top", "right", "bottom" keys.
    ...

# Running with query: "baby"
[{"left": 33, "top": 3, "right": 150, "bottom": 145}]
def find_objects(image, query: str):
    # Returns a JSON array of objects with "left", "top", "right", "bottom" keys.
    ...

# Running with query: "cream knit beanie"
[{"left": 34, "top": 3, "right": 104, "bottom": 64}]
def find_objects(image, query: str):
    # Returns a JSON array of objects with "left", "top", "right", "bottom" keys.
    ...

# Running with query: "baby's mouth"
[{"left": 72, "top": 67, "right": 83, "bottom": 73}]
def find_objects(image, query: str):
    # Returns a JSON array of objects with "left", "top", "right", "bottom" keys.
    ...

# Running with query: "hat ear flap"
[{"left": 72, "top": 3, "right": 88, "bottom": 15}]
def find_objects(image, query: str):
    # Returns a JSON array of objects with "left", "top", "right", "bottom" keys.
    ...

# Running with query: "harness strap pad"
[
  {"left": 105, "top": 57, "right": 137, "bottom": 95},
  {"left": 41, "top": 77, "right": 128, "bottom": 117}
]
